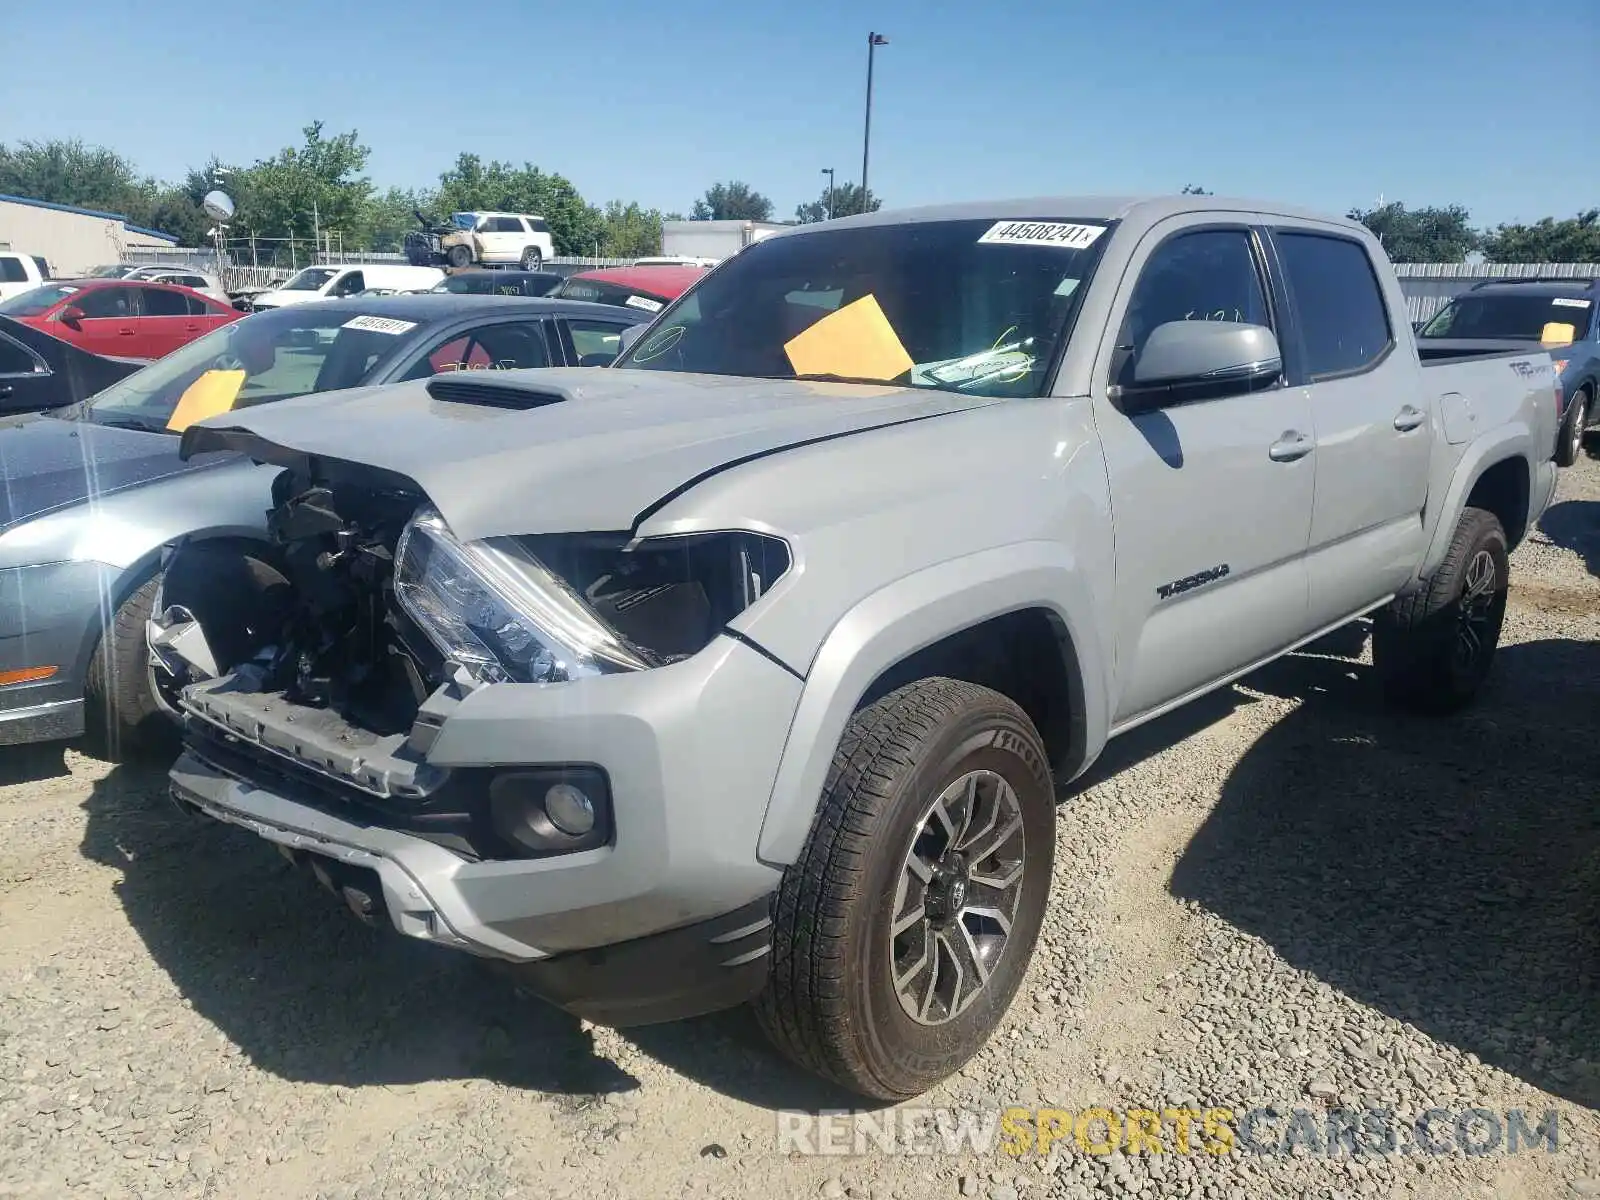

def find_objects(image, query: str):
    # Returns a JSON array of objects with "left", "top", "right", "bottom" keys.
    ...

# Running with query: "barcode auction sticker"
[
  {"left": 342, "top": 315, "right": 419, "bottom": 335},
  {"left": 977, "top": 221, "right": 1106, "bottom": 250},
  {"left": 1551, "top": 297, "right": 1592, "bottom": 308},
  {"left": 625, "top": 294, "right": 664, "bottom": 312}
]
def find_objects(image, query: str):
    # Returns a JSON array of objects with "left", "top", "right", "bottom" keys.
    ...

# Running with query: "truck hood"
[
  {"left": 249, "top": 291, "right": 317, "bottom": 309},
  {"left": 0, "top": 413, "right": 220, "bottom": 535},
  {"left": 181, "top": 368, "right": 999, "bottom": 539}
]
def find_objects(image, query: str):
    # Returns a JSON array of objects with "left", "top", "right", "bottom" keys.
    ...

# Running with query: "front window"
[
  {"left": 1420, "top": 292, "right": 1595, "bottom": 342},
  {"left": 615, "top": 218, "right": 1110, "bottom": 397},
  {"left": 0, "top": 284, "right": 81, "bottom": 316},
  {"left": 280, "top": 267, "right": 338, "bottom": 292},
  {"left": 73, "top": 306, "right": 412, "bottom": 434}
]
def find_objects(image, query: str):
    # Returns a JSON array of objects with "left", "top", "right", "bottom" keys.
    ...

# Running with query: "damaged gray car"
[{"left": 154, "top": 196, "right": 1558, "bottom": 1100}]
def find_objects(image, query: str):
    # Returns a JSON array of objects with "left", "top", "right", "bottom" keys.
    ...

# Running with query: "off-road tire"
[
  {"left": 1373, "top": 506, "right": 1508, "bottom": 714},
  {"left": 519, "top": 246, "right": 543, "bottom": 270},
  {"left": 84, "top": 575, "right": 172, "bottom": 760},
  {"left": 755, "top": 677, "right": 1056, "bottom": 1101},
  {"left": 446, "top": 244, "right": 474, "bottom": 269},
  {"left": 1557, "top": 387, "right": 1589, "bottom": 467}
]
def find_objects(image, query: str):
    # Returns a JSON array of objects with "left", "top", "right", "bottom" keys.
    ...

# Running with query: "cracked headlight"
[{"left": 393, "top": 507, "right": 651, "bottom": 685}]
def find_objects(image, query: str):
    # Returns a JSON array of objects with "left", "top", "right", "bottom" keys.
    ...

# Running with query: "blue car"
[
  {"left": 1418, "top": 277, "right": 1599, "bottom": 466},
  {"left": 0, "top": 294, "right": 650, "bottom": 752}
]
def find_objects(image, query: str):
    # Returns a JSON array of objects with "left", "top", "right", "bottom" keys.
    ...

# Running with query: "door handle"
[
  {"left": 1393, "top": 406, "right": 1426, "bottom": 432},
  {"left": 1268, "top": 431, "right": 1315, "bottom": 462},
  {"left": 118, "top": 328, "right": 136, "bottom": 336}
]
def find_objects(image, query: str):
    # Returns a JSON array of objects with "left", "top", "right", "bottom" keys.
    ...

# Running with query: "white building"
[
  {"left": 0, "top": 193, "right": 181, "bottom": 278},
  {"left": 662, "top": 219, "right": 790, "bottom": 263}
]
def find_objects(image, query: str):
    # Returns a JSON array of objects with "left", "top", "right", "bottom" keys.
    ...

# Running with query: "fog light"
[{"left": 544, "top": 783, "right": 596, "bottom": 836}]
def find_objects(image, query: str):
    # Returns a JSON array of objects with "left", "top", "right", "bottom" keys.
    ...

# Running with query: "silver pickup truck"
[{"left": 153, "top": 196, "right": 1561, "bottom": 1101}]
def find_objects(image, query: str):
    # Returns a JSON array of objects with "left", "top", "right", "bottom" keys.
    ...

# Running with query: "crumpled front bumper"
[{"left": 167, "top": 634, "right": 801, "bottom": 1016}]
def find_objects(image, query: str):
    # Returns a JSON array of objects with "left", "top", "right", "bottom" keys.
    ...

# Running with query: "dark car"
[
  {"left": 0, "top": 293, "right": 653, "bottom": 751},
  {"left": 431, "top": 269, "right": 564, "bottom": 298},
  {"left": 0, "top": 315, "right": 147, "bottom": 415},
  {"left": 1418, "top": 277, "right": 1599, "bottom": 465}
]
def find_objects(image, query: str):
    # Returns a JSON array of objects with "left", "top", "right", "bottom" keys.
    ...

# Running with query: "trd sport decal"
[{"left": 1157, "top": 564, "right": 1230, "bottom": 600}]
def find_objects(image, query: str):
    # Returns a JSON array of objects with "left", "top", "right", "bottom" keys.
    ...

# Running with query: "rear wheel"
[
  {"left": 755, "top": 677, "right": 1055, "bottom": 1101},
  {"left": 519, "top": 246, "right": 543, "bottom": 270},
  {"left": 1373, "top": 506, "right": 1508, "bottom": 713}
]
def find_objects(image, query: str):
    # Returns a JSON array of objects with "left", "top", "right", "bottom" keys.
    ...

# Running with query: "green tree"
[
  {"left": 1347, "top": 202, "right": 1479, "bottom": 263},
  {"left": 598, "top": 200, "right": 664, "bottom": 257},
  {"left": 0, "top": 138, "right": 148, "bottom": 216},
  {"left": 358, "top": 186, "right": 431, "bottom": 252},
  {"left": 233, "top": 122, "right": 374, "bottom": 250},
  {"left": 795, "top": 181, "right": 880, "bottom": 223},
  {"left": 690, "top": 181, "right": 773, "bottom": 221},
  {"left": 434, "top": 153, "right": 603, "bottom": 256},
  {"left": 1481, "top": 211, "right": 1600, "bottom": 263}
]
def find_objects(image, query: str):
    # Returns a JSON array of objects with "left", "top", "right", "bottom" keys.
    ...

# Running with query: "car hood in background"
[
  {"left": 0, "top": 414, "right": 224, "bottom": 535},
  {"left": 182, "top": 367, "right": 1000, "bottom": 539}
]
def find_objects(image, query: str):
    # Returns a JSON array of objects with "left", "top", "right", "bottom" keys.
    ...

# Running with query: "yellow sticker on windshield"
[
  {"left": 783, "top": 294, "right": 914, "bottom": 383},
  {"left": 1540, "top": 322, "right": 1576, "bottom": 346},
  {"left": 166, "top": 369, "right": 246, "bottom": 432}
]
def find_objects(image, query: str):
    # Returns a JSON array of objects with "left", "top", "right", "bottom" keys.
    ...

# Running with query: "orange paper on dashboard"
[
  {"left": 783, "top": 294, "right": 914, "bottom": 382},
  {"left": 1540, "top": 322, "right": 1576, "bottom": 346},
  {"left": 166, "top": 369, "right": 247, "bottom": 432}
]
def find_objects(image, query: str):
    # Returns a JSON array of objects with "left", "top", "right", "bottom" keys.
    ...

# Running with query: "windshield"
[
  {"left": 554, "top": 277, "right": 670, "bottom": 310},
  {"left": 281, "top": 267, "right": 338, "bottom": 292},
  {"left": 451, "top": 213, "right": 477, "bottom": 230},
  {"left": 0, "top": 284, "right": 81, "bottom": 316},
  {"left": 1421, "top": 292, "right": 1595, "bottom": 342},
  {"left": 76, "top": 305, "right": 413, "bottom": 433},
  {"left": 85, "top": 264, "right": 136, "bottom": 279},
  {"left": 616, "top": 218, "right": 1110, "bottom": 397}
]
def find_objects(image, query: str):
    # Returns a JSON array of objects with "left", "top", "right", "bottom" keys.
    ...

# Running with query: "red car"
[
  {"left": 550, "top": 264, "right": 708, "bottom": 314},
  {"left": 0, "top": 278, "right": 240, "bottom": 361}
]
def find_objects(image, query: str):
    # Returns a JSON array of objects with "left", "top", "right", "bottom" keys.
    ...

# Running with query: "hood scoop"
[{"left": 425, "top": 375, "right": 575, "bottom": 410}]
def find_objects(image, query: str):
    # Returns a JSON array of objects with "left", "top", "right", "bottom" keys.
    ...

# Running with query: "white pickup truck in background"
[{"left": 0, "top": 251, "right": 50, "bottom": 302}]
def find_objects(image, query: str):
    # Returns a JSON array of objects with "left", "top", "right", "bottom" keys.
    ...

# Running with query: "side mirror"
[
  {"left": 1123, "top": 321, "right": 1281, "bottom": 409},
  {"left": 58, "top": 305, "right": 86, "bottom": 328},
  {"left": 617, "top": 324, "right": 647, "bottom": 356}
]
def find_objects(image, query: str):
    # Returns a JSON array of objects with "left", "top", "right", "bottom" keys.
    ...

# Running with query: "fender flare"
[
  {"left": 754, "top": 540, "right": 1109, "bottom": 867},
  {"left": 1418, "top": 427, "right": 1534, "bottom": 581}
]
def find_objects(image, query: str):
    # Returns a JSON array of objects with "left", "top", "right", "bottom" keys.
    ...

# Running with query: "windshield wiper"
[
  {"left": 90, "top": 415, "right": 172, "bottom": 435},
  {"left": 784, "top": 372, "right": 912, "bottom": 386}
]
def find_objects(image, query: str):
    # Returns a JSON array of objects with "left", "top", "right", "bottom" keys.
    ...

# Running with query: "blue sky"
[{"left": 3, "top": 0, "right": 1595, "bottom": 228}]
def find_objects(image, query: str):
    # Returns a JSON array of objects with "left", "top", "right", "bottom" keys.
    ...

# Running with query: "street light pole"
[
  {"left": 821, "top": 167, "right": 835, "bottom": 220},
  {"left": 861, "top": 32, "right": 887, "bottom": 208}
]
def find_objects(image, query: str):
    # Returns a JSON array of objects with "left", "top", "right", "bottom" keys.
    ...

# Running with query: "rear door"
[
  {"left": 136, "top": 285, "right": 194, "bottom": 356},
  {"left": 1089, "top": 218, "right": 1317, "bottom": 724},
  {"left": 1269, "top": 227, "right": 1431, "bottom": 625}
]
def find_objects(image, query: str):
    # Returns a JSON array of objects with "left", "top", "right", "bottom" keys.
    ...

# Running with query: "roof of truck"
[{"left": 775, "top": 195, "right": 1369, "bottom": 237}]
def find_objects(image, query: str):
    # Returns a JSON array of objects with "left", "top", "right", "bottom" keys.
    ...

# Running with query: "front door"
[
  {"left": 65, "top": 286, "right": 140, "bottom": 357},
  {"left": 1270, "top": 228, "right": 1432, "bottom": 625},
  {"left": 1090, "top": 220, "right": 1317, "bottom": 725}
]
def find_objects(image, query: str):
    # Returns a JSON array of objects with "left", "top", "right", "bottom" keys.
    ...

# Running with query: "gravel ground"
[{"left": 2, "top": 453, "right": 1598, "bottom": 1200}]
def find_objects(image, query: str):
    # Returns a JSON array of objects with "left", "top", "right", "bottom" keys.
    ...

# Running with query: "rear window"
[
  {"left": 1274, "top": 232, "right": 1393, "bottom": 378},
  {"left": 0, "top": 257, "right": 29, "bottom": 283},
  {"left": 1420, "top": 292, "right": 1595, "bottom": 343},
  {"left": 554, "top": 277, "right": 667, "bottom": 311}
]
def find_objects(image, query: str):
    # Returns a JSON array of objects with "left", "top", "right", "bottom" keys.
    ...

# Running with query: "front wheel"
[
  {"left": 755, "top": 677, "right": 1056, "bottom": 1101},
  {"left": 1373, "top": 506, "right": 1508, "bottom": 714},
  {"left": 84, "top": 575, "right": 172, "bottom": 760},
  {"left": 1557, "top": 388, "right": 1589, "bottom": 468},
  {"left": 446, "top": 244, "right": 474, "bottom": 269},
  {"left": 519, "top": 246, "right": 543, "bottom": 270}
]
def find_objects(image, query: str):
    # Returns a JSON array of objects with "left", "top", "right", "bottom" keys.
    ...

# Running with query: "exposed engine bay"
[{"left": 151, "top": 464, "right": 792, "bottom": 796}]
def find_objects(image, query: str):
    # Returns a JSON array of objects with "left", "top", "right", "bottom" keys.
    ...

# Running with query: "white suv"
[{"left": 444, "top": 212, "right": 555, "bottom": 270}]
